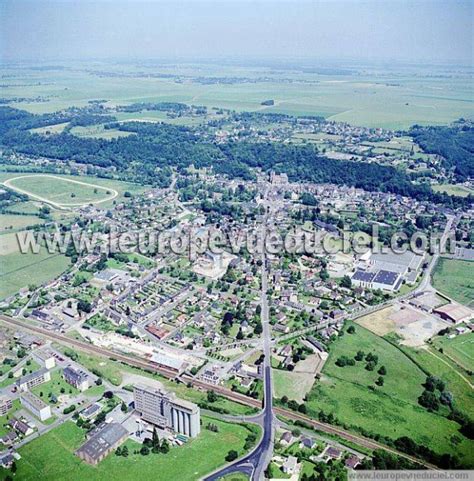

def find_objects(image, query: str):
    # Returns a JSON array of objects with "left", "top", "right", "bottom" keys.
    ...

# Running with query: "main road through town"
[{"left": 204, "top": 194, "right": 275, "bottom": 481}]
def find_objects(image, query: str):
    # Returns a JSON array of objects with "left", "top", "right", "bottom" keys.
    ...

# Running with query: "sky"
[{"left": 1, "top": 0, "right": 472, "bottom": 64}]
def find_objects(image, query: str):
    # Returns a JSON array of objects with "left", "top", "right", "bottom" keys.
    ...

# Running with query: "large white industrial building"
[{"left": 133, "top": 384, "right": 200, "bottom": 438}]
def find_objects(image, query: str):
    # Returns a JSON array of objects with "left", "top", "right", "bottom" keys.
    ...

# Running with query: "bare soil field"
[
  {"left": 355, "top": 306, "right": 396, "bottom": 336},
  {"left": 356, "top": 304, "right": 448, "bottom": 346}
]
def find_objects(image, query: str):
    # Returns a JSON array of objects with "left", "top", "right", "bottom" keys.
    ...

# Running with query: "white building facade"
[{"left": 133, "top": 384, "right": 200, "bottom": 438}]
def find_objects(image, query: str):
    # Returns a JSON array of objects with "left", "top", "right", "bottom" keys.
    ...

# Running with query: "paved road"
[{"left": 204, "top": 189, "right": 275, "bottom": 481}]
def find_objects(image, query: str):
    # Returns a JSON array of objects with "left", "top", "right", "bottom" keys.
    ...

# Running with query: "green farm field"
[
  {"left": 0, "top": 213, "right": 45, "bottom": 233},
  {"left": 0, "top": 417, "right": 258, "bottom": 481},
  {"left": 0, "top": 247, "right": 70, "bottom": 299},
  {"left": 432, "top": 333, "right": 474, "bottom": 373},
  {"left": 432, "top": 184, "right": 474, "bottom": 197},
  {"left": 2, "top": 63, "right": 473, "bottom": 129},
  {"left": 305, "top": 322, "right": 474, "bottom": 466},
  {"left": 432, "top": 258, "right": 474, "bottom": 307}
]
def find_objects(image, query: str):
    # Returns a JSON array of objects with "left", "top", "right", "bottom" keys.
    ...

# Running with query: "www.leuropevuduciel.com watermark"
[
  {"left": 348, "top": 471, "right": 473, "bottom": 481},
  {"left": 14, "top": 224, "right": 455, "bottom": 260}
]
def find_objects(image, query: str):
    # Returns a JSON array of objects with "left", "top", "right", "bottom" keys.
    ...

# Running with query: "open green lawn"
[
  {"left": 432, "top": 258, "right": 474, "bottom": 307},
  {"left": 0, "top": 172, "right": 148, "bottom": 209},
  {"left": 273, "top": 367, "right": 316, "bottom": 403},
  {"left": 432, "top": 184, "right": 474, "bottom": 198},
  {"left": 432, "top": 334, "right": 474, "bottom": 372},
  {"left": 31, "top": 369, "right": 80, "bottom": 404},
  {"left": 305, "top": 322, "right": 474, "bottom": 466},
  {"left": 0, "top": 213, "right": 44, "bottom": 233},
  {"left": 5, "top": 174, "right": 115, "bottom": 207},
  {"left": 399, "top": 344, "right": 474, "bottom": 418},
  {"left": 0, "top": 417, "right": 257, "bottom": 481},
  {"left": 0, "top": 249, "right": 70, "bottom": 299}
]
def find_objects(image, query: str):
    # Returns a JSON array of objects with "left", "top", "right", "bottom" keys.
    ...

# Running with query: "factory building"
[{"left": 133, "top": 383, "right": 200, "bottom": 438}]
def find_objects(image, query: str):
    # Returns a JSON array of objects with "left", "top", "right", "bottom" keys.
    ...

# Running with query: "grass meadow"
[
  {"left": 0, "top": 417, "right": 257, "bottom": 481},
  {"left": 0, "top": 213, "right": 45, "bottom": 233},
  {"left": 0, "top": 248, "right": 70, "bottom": 299},
  {"left": 432, "top": 258, "right": 474, "bottom": 307},
  {"left": 432, "top": 184, "right": 474, "bottom": 198},
  {"left": 305, "top": 322, "right": 474, "bottom": 466},
  {"left": 432, "top": 334, "right": 474, "bottom": 372}
]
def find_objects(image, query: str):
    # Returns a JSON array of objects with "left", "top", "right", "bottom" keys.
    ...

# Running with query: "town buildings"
[
  {"left": 133, "top": 384, "right": 200, "bottom": 438},
  {"left": 32, "top": 349, "right": 56, "bottom": 370},
  {"left": 17, "top": 368, "right": 51, "bottom": 392},
  {"left": 0, "top": 396, "right": 12, "bottom": 416},
  {"left": 63, "top": 366, "right": 90, "bottom": 391},
  {"left": 433, "top": 303, "right": 473, "bottom": 324},
  {"left": 20, "top": 391, "right": 52, "bottom": 421}
]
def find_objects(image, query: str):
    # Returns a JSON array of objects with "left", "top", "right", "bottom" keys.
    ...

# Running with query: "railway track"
[{"left": 0, "top": 314, "right": 437, "bottom": 470}]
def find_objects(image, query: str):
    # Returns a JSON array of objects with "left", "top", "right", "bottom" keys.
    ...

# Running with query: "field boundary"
[{"left": 3, "top": 174, "right": 118, "bottom": 209}]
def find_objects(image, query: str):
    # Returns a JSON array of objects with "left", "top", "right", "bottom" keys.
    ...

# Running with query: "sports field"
[
  {"left": 2, "top": 417, "right": 257, "bottom": 481},
  {"left": 0, "top": 172, "right": 147, "bottom": 209},
  {"left": 305, "top": 322, "right": 474, "bottom": 465},
  {"left": 4, "top": 174, "right": 116, "bottom": 208},
  {"left": 432, "top": 258, "right": 474, "bottom": 307}
]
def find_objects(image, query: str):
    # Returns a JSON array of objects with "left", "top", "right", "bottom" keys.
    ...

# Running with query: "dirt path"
[
  {"left": 425, "top": 348, "right": 473, "bottom": 389},
  {"left": 3, "top": 174, "right": 118, "bottom": 209}
]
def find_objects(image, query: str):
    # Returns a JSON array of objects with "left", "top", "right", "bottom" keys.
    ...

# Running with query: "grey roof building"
[
  {"left": 63, "top": 366, "right": 89, "bottom": 391},
  {"left": 76, "top": 422, "right": 128, "bottom": 465},
  {"left": 17, "top": 368, "right": 51, "bottom": 392}
]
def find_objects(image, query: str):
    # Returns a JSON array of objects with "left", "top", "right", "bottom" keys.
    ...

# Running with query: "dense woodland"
[
  {"left": 0, "top": 106, "right": 472, "bottom": 207},
  {"left": 410, "top": 122, "right": 474, "bottom": 180}
]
